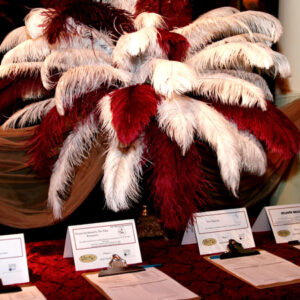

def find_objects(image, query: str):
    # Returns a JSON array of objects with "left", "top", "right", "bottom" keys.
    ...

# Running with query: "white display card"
[
  {"left": 63, "top": 219, "right": 142, "bottom": 271},
  {"left": 252, "top": 204, "right": 300, "bottom": 243},
  {"left": 182, "top": 208, "right": 255, "bottom": 255},
  {"left": 0, "top": 234, "right": 29, "bottom": 286}
]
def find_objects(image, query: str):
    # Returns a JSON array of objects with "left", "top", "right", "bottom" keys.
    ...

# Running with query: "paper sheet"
[
  {"left": 0, "top": 286, "right": 46, "bottom": 300},
  {"left": 210, "top": 250, "right": 300, "bottom": 287},
  {"left": 85, "top": 267, "right": 199, "bottom": 300}
]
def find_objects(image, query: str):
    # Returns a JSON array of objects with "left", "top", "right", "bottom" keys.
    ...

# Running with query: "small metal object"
[
  {"left": 98, "top": 254, "right": 145, "bottom": 277},
  {"left": 220, "top": 239, "right": 260, "bottom": 259}
]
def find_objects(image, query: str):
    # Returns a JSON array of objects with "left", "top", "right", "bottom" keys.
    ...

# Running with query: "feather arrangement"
[{"left": 0, "top": 3, "right": 299, "bottom": 229}]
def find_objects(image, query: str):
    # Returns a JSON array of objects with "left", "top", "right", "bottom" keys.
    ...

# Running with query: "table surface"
[{"left": 22, "top": 231, "right": 300, "bottom": 300}]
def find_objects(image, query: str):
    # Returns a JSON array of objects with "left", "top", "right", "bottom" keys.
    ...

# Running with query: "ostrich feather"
[
  {"left": 208, "top": 69, "right": 273, "bottom": 101},
  {"left": 48, "top": 114, "right": 99, "bottom": 219},
  {"left": 134, "top": 12, "right": 167, "bottom": 30},
  {"left": 0, "top": 62, "right": 49, "bottom": 111},
  {"left": 238, "top": 131, "right": 266, "bottom": 175},
  {"left": 102, "top": 138, "right": 143, "bottom": 212},
  {"left": 174, "top": 10, "right": 282, "bottom": 52},
  {"left": 55, "top": 65, "right": 131, "bottom": 115},
  {"left": 113, "top": 27, "right": 166, "bottom": 71},
  {"left": 0, "top": 62, "right": 42, "bottom": 89},
  {"left": 187, "top": 42, "right": 291, "bottom": 78},
  {"left": 109, "top": 84, "right": 158, "bottom": 145},
  {"left": 190, "top": 97, "right": 242, "bottom": 196},
  {"left": 151, "top": 59, "right": 198, "bottom": 97},
  {"left": 157, "top": 95, "right": 196, "bottom": 155},
  {"left": 214, "top": 101, "right": 300, "bottom": 159},
  {"left": 0, "top": 27, "right": 29, "bottom": 53},
  {"left": 1, "top": 38, "right": 51, "bottom": 65},
  {"left": 2, "top": 98, "right": 55, "bottom": 129},
  {"left": 41, "top": 49, "right": 112, "bottom": 90},
  {"left": 198, "top": 6, "right": 239, "bottom": 19},
  {"left": 24, "top": 8, "right": 50, "bottom": 39},
  {"left": 143, "top": 121, "right": 209, "bottom": 229},
  {"left": 194, "top": 72, "right": 267, "bottom": 110},
  {"left": 98, "top": 95, "right": 117, "bottom": 141}
]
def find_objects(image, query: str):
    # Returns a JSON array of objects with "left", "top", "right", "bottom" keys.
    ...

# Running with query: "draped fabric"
[
  {"left": 0, "top": 127, "right": 105, "bottom": 228},
  {"left": 0, "top": 99, "right": 299, "bottom": 229}
]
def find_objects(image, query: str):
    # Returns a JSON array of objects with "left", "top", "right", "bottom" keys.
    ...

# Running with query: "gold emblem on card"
[
  {"left": 79, "top": 254, "right": 97, "bottom": 263},
  {"left": 277, "top": 230, "right": 290, "bottom": 237},
  {"left": 202, "top": 238, "right": 217, "bottom": 246}
]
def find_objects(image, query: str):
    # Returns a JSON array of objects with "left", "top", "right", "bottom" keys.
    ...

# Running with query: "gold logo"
[
  {"left": 79, "top": 254, "right": 97, "bottom": 263},
  {"left": 277, "top": 230, "right": 290, "bottom": 237},
  {"left": 202, "top": 238, "right": 217, "bottom": 246}
]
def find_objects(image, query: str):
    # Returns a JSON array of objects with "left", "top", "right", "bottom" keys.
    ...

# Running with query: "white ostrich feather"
[
  {"left": 41, "top": 49, "right": 112, "bottom": 90},
  {"left": 98, "top": 94, "right": 117, "bottom": 141},
  {"left": 24, "top": 8, "right": 50, "bottom": 39},
  {"left": 134, "top": 12, "right": 167, "bottom": 30},
  {"left": 174, "top": 10, "right": 282, "bottom": 53},
  {"left": 157, "top": 95, "right": 196, "bottom": 155},
  {"left": 55, "top": 65, "right": 131, "bottom": 115},
  {"left": 0, "top": 26, "right": 29, "bottom": 53},
  {"left": 151, "top": 59, "right": 198, "bottom": 97},
  {"left": 1, "top": 37, "right": 50, "bottom": 65},
  {"left": 198, "top": 6, "right": 239, "bottom": 19},
  {"left": 191, "top": 97, "right": 242, "bottom": 196},
  {"left": 194, "top": 72, "right": 267, "bottom": 110},
  {"left": 238, "top": 131, "right": 266, "bottom": 175},
  {"left": 113, "top": 27, "right": 165, "bottom": 71},
  {"left": 2, "top": 98, "right": 55, "bottom": 129},
  {"left": 0, "top": 61, "right": 42, "bottom": 79},
  {"left": 208, "top": 69, "right": 273, "bottom": 100},
  {"left": 102, "top": 138, "right": 143, "bottom": 212},
  {"left": 48, "top": 115, "right": 99, "bottom": 219}
]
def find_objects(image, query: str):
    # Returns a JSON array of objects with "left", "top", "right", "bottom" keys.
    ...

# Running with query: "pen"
[
  {"left": 140, "top": 264, "right": 163, "bottom": 268},
  {"left": 209, "top": 255, "right": 221, "bottom": 260}
]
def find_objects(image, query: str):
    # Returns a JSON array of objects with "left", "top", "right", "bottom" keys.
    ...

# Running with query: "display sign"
[
  {"left": 0, "top": 234, "right": 29, "bottom": 286},
  {"left": 63, "top": 219, "right": 142, "bottom": 271},
  {"left": 252, "top": 204, "right": 300, "bottom": 243},
  {"left": 182, "top": 208, "right": 255, "bottom": 255}
]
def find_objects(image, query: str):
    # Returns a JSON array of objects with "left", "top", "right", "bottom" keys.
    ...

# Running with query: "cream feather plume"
[
  {"left": 24, "top": 8, "right": 50, "bottom": 39},
  {"left": 0, "top": 62, "right": 42, "bottom": 79},
  {"left": 113, "top": 27, "right": 166, "bottom": 71},
  {"left": 157, "top": 95, "right": 196, "bottom": 155},
  {"left": 173, "top": 11, "right": 282, "bottom": 52},
  {"left": 151, "top": 59, "right": 198, "bottom": 97},
  {"left": 102, "top": 138, "right": 143, "bottom": 212},
  {"left": 186, "top": 42, "right": 290, "bottom": 76},
  {"left": 2, "top": 98, "right": 55, "bottom": 129},
  {"left": 189, "top": 96, "right": 266, "bottom": 195},
  {"left": 55, "top": 65, "right": 131, "bottom": 115},
  {"left": 194, "top": 72, "right": 267, "bottom": 110},
  {"left": 1, "top": 38, "right": 50, "bottom": 65},
  {"left": 207, "top": 69, "right": 273, "bottom": 101},
  {"left": 48, "top": 114, "right": 100, "bottom": 219},
  {"left": 0, "top": 26, "right": 29, "bottom": 53},
  {"left": 41, "top": 49, "right": 112, "bottom": 90},
  {"left": 238, "top": 131, "right": 266, "bottom": 175},
  {"left": 134, "top": 12, "right": 167, "bottom": 30},
  {"left": 98, "top": 94, "right": 117, "bottom": 141}
]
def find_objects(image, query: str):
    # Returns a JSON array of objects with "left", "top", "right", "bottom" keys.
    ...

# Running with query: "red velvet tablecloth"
[{"left": 24, "top": 232, "right": 300, "bottom": 299}]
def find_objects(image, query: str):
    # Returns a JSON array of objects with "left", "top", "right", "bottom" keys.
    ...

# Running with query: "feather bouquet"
[{"left": 0, "top": 0, "right": 299, "bottom": 229}]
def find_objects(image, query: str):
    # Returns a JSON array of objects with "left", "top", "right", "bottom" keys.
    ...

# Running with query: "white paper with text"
[
  {"left": 0, "top": 234, "right": 29, "bottom": 286},
  {"left": 63, "top": 219, "right": 142, "bottom": 271}
]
